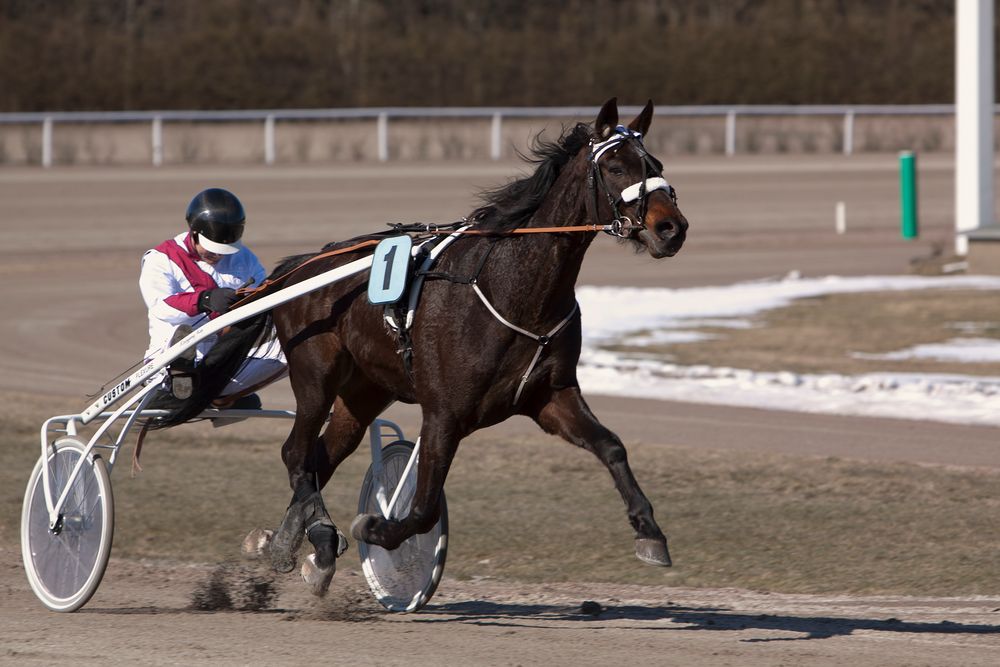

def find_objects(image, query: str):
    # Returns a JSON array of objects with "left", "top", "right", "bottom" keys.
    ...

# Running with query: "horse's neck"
[
  {"left": 511, "top": 175, "right": 594, "bottom": 309},
  {"left": 534, "top": 169, "right": 593, "bottom": 267}
]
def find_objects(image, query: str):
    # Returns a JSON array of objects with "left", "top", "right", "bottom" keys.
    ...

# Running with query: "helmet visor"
[{"left": 196, "top": 233, "right": 243, "bottom": 255}]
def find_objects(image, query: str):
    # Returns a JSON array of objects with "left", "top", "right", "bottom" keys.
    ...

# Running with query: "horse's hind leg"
[
  {"left": 306, "top": 383, "right": 394, "bottom": 567},
  {"left": 533, "top": 387, "right": 671, "bottom": 567},
  {"left": 268, "top": 403, "right": 334, "bottom": 574},
  {"left": 270, "top": 375, "right": 393, "bottom": 578}
]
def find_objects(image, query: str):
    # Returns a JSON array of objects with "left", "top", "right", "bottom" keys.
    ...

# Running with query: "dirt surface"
[
  {"left": 2, "top": 156, "right": 999, "bottom": 665},
  {"left": 4, "top": 552, "right": 1000, "bottom": 667}
]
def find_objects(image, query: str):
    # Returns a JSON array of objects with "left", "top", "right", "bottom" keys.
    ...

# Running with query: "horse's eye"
[{"left": 608, "top": 167, "right": 624, "bottom": 176}]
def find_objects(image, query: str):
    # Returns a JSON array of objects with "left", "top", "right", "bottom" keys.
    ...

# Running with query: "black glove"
[{"left": 197, "top": 288, "right": 238, "bottom": 315}]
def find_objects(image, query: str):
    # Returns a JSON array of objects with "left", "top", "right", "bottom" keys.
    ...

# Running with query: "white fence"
[{"left": 0, "top": 104, "right": 968, "bottom": 167}]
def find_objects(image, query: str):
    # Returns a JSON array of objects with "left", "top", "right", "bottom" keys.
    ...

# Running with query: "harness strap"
[
  {"left": 417, "top": 238, "right": 499, "bottom": 285},
  {"left": 131, "top": 420, "right": 152, "bottom": 477},
  {"left": 471, "top": 281, "right": 578, "bottom": 404}
]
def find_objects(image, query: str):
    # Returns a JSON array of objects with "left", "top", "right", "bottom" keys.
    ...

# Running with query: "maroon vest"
[{"left": 156, "top": 233, "right": 219, "bottom": 317}]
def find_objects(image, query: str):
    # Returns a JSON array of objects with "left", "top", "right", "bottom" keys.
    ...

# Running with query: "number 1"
[{"left": 382, "top": 245, "right": 397, "bottom": 290}]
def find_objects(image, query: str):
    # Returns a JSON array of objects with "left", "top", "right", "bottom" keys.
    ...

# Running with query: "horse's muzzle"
[{"left": 639, "top": 213, "right": 687, "bottom": 258}]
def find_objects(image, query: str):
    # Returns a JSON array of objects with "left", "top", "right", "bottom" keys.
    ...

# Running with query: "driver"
[{"left": 139, "top": 187, "right": 285, "bottom": 409}]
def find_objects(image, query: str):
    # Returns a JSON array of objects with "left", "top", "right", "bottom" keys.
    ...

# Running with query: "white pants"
[{"left": 219, "top": 336, "right": 287, "bottom": 398}]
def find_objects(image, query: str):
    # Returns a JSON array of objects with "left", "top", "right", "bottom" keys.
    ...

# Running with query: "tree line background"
[{"left": 0, "top": 0, "right": 974, "bottom": 112}]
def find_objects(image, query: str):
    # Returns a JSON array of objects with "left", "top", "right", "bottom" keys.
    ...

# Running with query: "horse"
[{"left": 155, "top": 97, "right": 689, "bottom": 590}]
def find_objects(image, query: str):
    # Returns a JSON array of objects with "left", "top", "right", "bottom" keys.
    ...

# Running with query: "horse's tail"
[{"left": 147, "top": 308, "right": 274, "bottom": 430}]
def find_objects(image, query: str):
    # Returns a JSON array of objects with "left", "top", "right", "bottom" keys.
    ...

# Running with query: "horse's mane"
[{"left": 469, "top": 123, "right": 593, "bottom": 231}]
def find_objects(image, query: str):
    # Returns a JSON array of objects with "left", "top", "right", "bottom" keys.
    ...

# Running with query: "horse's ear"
[
  {"left": 628, "top": 99, "right": 654, "bottom": 136},
  {"left": 594, "top": 98, "right": 619, "bottom": 139}
]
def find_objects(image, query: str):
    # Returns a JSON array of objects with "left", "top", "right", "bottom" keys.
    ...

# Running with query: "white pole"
[
  {"left": 725, "top": 110, "right": 736, "bottom": 156},
  {"left": 264, "top": 114, "right": 276, "bottom": 165},
  {"left": 955, "top": 0, "right": 994, "bottom": 256},
  {"left": 377, "top": 112, "right": 389, "bottom": 162},
  {"left": 151, "top": 116, "right": 163, "bottom": 166},
  {"left": 842, "top": 110, "right": 854, "bottom": 156},
  {"left": 835, "top": 201, "right": 846, "bottom": 234},
  {"left": 490, "top": 112, "right": 502, "bottom": 160},
  {"left": 42, "top": 116, "right": 53, "bottom": 167}
]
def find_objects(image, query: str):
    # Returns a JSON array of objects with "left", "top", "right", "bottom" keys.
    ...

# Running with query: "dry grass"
[
  {"left": 609, "top": 289, "right": 1000, "bottom": 377},
  {"left": 3, "top": 403, "right": 998, "bottom": 598}
]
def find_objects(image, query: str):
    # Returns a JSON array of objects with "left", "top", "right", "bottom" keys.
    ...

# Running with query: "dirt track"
[
  {"left": 4, "top": 552, "right": 999, "bottom": 667},
  {"left": 2, "top": 156, "right": 999, "bottom": 665}
]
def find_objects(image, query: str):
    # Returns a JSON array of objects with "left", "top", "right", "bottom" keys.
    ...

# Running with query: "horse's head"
[{"left": 587, "top": 98, "right": 688, "bottom": 259}]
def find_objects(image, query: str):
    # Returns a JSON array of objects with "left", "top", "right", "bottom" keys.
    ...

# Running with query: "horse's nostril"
[{"left": 655, "top": 219, "right": 676, "bottom": 236}]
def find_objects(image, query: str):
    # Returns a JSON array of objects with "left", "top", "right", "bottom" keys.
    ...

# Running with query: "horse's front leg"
[
  {"left": 351, "top": 414, "right": 457, "bottom": 551},
  {"left": 533, "top": 386, "right": 671, "bottom": 566}
]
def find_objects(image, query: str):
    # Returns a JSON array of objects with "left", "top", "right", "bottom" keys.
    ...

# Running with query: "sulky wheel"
[
  {"left": 21, "top": 437, "right": 114, "bottom": 612},
  {"left": 356, "top": 440, "right": 448, "bottom": 612}
]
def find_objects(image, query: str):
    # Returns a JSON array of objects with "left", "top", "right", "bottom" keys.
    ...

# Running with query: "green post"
[{"left": 899, "top": 151, "right": 918, "bottom": 239}]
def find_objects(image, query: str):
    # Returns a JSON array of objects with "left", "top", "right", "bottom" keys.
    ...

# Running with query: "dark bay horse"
[{"left": 157, "top": 98, "right": 688, "bottom": 586}]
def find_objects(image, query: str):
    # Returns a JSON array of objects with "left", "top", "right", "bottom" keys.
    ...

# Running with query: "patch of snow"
[
  {"left": 576, "top": 275, "right": 1000, "bottom": 427},
  {"left": 853, "top": 338, "right": 1000, "bottom": 363}
]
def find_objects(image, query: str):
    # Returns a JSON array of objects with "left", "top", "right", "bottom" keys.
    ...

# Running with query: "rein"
[{"left": 233, "top": 222, "right": 630, "bottom": 304}]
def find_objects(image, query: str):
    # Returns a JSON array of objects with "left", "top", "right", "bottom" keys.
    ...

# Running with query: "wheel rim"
[
  {"left": 358, "top": 443, "right": 447, "bottom": 612},
  {"left": 22, "top": 440, "right": 112, "bottom": 610}
]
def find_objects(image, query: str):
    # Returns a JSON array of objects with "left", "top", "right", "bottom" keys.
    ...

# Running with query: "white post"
[
  {"left": 42, "top": 116, "right": 53, "bottom": 167},
  {"left": 842, "top": 110, "right": 854, "bottom": 156},
  {"left": 725, "top": 110, "right": 736, "bottom": 156},
  {"left": 377, "top": 112, "right": 389, "bottom": 162},
  {"left": 264, "top": 114, "right": 276, "bottom": 165},
  {"left": 835, "top": 201, "right": 847, "bottom": 234},
  {"left": 490, "top": 112, "right": 502, "bottom": 160},
  {"left": 955, "top": 0, "right": 995, "bottom": 255},
  {"left": 151, "top": 116, "right": 163, "bottom": 166}
]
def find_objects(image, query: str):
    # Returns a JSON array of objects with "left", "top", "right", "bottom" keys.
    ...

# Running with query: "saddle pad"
[{"left": 368, "top": 236, "right": 413, "bottom": 305}]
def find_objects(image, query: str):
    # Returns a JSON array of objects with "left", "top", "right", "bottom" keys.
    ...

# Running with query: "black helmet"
[{"left": 185, "top": 188, "right": 245, "bottom": 255}]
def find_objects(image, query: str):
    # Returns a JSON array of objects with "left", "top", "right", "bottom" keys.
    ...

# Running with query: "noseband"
[{"left": 587, "top": 125, "right": 678, "bottom": 239}]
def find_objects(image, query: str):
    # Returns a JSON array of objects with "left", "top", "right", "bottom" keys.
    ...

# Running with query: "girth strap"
[{"left": 471, "top": 281, "right": 578, "bottom": 404}]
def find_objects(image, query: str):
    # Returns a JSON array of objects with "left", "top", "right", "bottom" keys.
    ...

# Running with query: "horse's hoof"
[
  {"left": 635, "top": 538, "right": 672, "bottom": 567},
  {"left": 268, "top": 533, "right": 299, "bottom": 573},
  {"left": 301, "top": 553, "right": 336, "bottom": 597},
  {"left": 241, "top": 528, "right": 273, "bottom": 560},
  {"left": 270, "top": 551, "right": 297, "bottom": 574},
  {"left": 350, "top": 513, "right": 375, "bottom": 542}
]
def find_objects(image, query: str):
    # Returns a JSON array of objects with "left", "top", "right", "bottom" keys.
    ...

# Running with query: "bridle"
[{"left": 587, "top": 125, "right": 678, "bottom": 239}]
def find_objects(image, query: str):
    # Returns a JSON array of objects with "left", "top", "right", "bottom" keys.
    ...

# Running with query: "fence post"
[
  {"left": 842, "top": 110, "right": 854, "bottom": 156},
  {"left": 490, "top": 112, "right": 502, "bottom": 160},
  {"left": 725, "top": 110, "right": 736, "bottom": 156},
  {"left": 42, "top": 116, "right": 53, "bottom": 167},
  {"left": 151, "top": 116, "right": 163, "bottom": 166},
  {"left": 377, "top": 112, "right": 389, "bottom": 162},
  {"left": 900, "top": 151, "right": 918, "bottom": 239},
  {"left": 264, "top": 114, "right": 275, "bottom": 165}
]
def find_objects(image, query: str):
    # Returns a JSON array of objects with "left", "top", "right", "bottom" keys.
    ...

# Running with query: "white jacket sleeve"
[{"left": 139, "top": 250, "right": 197, "bottom": 325}]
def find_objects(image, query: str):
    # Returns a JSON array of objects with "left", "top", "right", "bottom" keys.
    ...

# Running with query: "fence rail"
[{"left": 0, "top": 104, "right": 977, "bottom": 167}]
